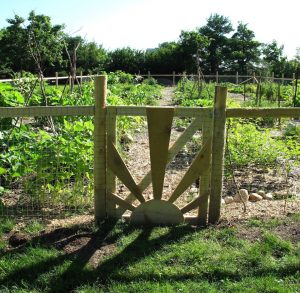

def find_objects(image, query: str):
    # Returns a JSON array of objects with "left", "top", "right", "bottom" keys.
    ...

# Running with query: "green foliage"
[
  {"left": 0, "top": 72, "right": 161, "bottom": 207},
  {"left": 227, "top": 120, "right": 299, "bottom": 168}
]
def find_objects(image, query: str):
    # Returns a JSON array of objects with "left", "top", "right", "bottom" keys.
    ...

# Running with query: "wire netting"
[{"left": 0, "top": 114, "right": 94, "bottom": 219}]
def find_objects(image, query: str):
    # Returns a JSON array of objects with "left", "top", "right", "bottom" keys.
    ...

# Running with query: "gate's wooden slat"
[
  {"left": 168, "top": 139, "right": 211, "bottom": 203},
  {"left": 114, "top": 106, "right": 213, "bottom": 118},
  {"left": 115, "top": 116, "right": 203, "bottom": 217},
  {"left": 198, "top": 121, "right": 212, "bottom": 225},
  {"left": 181, "top": 191, "right": 210, "bottom": 214},
  {"left": 107, "top": 141, "right": 145, "bottom": 203},
  {"left": 208, "top": 86, "right": 227, "bottom": 224},
  {"left": 147, "top": 107, "right": 174, "bottom": 200},
  {"left": 106, "top": 108, "right": 117, "bottom": 217},
  {"left": 109, "top": 193, "right": 136, "bottom": 211}
]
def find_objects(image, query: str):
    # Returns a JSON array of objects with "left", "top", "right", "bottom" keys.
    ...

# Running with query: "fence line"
[{"left": 0, "top": 72, "right": 295, "bottom": 84}]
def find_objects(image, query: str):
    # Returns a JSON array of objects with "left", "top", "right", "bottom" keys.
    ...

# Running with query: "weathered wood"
[
  {"left": 109, "top": 193, "right": 136, "bottom": 211},
  {"left": 115, "top": 116, "right": 203, "bottom": 217},
  {"left": 55, "top": 72, "right": 58, "bottom": 88},
  {"left": 208, "top": 86, "right": 227, "bottom": 224},
  {"left": 197, "top": 121, "right": 212, "bottom": 225},
  {"left": 0, "top": 106, "right": 94, "bottom": 118},
  {"left": 94, "top": 75, "right": 107, "bottom": 222},
  {"left": 147, "top": 107, "right": 174, "bottom": 200},
  {"left": 114, "top": 105, "right": 213, "bottom": 118},
  {"left": 236, "top": 71, "right": 239, "bottom": 84},
  {"left": 107, "top": 141, "right": 145, "bottom": 203},
  {"left": 168, "top": 139, "right": 211, "bottom": 203},
  {"left": 181, "top": 191, "right": 210, "bottom": 214},
  {"left": 130, "top": 199, "right": 184, "bottom": 225},
  {"left": 216, "top": 71, "right": 219, "bottom": 83},
  {"left": 226, "top": 108, "right": 300, "bottom": 118},
  {"left": 173, "top": 71, "right": 176, "bottom": 86},
  {"left": 106, "top": 108, "right": 117, "bottom": 217}
]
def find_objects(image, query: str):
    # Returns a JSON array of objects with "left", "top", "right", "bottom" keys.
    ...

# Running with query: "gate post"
[
  {"left": 208, "top": 86, "right": 227, "bottom": 224},
  {"left": 94, "top": 75, "right": 107, "bottom": 223}
]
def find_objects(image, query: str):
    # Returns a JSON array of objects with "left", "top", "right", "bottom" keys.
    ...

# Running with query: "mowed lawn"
[{"left": 0, "top": 214, "right": 299, "bottom": 293}]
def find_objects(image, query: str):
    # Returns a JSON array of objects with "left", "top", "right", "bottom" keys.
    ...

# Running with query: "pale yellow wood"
[
  {"left": 107, "top": 141, "right": 145, "bottom": 203},
  {"left": 197, "top": 121, "right": 212, "bottom": 225},
  {"left": 147, "top": 107, "right": 174, "bottom": 200},
  {"left": 114, "top": 106, "right": 213, "bottom": 118},
  {"left": 208, "top": 86, "right": 227, "bottom": 224},
  {"left": 0, "top": 106, "right": 94, "bottom": 118},
  {"left": 109, "top": 193, "right": 136, "bottom": 211},
  {"left": 226, "top": 108, "right": 300, "bottom": 118},
  {"left": 181, "top": 191, "right": 210, "bottom": 214},
  {"left": 168, "top": 139, "right": 212, "bottom": 203},
  {"left": 115, "top": 116, "right": 203, "bottom": 217},
  {"left": 94, "top": 75, "right": 107, "bottom": 222},
  {"left": 106, "top": 108, "right": 117, "bottom": 217},
  {"left": 130, "top": 199, "right": 184, "bottom": 225}
]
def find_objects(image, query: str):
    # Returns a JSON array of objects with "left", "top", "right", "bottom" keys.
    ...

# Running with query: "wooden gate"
[{"left": 94, "top": 76, "right": 227, "bottom": 225}]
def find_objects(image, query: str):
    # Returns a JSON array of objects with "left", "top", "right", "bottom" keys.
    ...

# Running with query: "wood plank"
[
  {"left": 181, "top": 191, "right": 210, "bottom": 214},
  {"left": 130, "top": 199, "right": 184, "bottom": 225},
  {"left": 107, "top": 141, "right": 145, "bottom": 203},
  {"left": 109, "top": 193, "right": 136, "bottom": 211},
  {"left": 106, "top": 108, "right": 117, "bottom": 217},
  {"left": 168, "top": 139, "right": 211, "bottom": 203},
  {"left": 226, "top": 108, "right": 300, "bottom": 118},
  {"left": 198, "top": 121, "right": 212, "bottom": 225},
  {"left": 115, "top": 116, "right": 203, "bottom": 217},
  {"left": 208, "top": 86, "right": 227, "bottom": 224},
  {"left": 0, "top": 106, "right": 94, "bottom": 118},
  {"left": 147, "top": 107, "right": 174, "bottom": 200},
  {"left": 114, "top": 106, "right": 213, "bottom": 118},
  {"left": 94, "top": 76, "right": 107, "bottom": 222}
]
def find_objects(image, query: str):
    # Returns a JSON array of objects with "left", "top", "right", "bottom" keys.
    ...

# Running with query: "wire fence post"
[
  {"left": 173, "top": 71, "right": 176, "bottom": 86},
  {"left": 236, "top": 71, "right": 239, "bottom": 84},
  {"left": 94, "top": 75, "right": 107, "bottom": 223},
  {"left": 208, "top": 86, "right": 227, "bottom": 224},
  {"left": 216, "top": 71, "right": 219, "bottom": 84},
  {"left": 55, "top": 72, "right": 58, "bottom": 89}
]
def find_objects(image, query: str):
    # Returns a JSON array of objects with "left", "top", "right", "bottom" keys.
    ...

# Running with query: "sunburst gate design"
[{"left": 107, "top": 107, "right": 211, "bottom": 225}]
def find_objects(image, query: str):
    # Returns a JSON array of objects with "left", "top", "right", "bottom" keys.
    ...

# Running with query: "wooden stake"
[
  {"left": 173, "top": 71, "right": 176, "bottom": 86},
  {"left": 216, "top": 71, "right": 219, "bottom": 84},
  {"left": 55, "top": 72, "right": 58, "bottom": 89},
  {"left": 94, "top": 75, "right": 107, "bottom": 223},
  {"left": 197, "top": 120, "right": 212, "bottom": 226},
  {"left": 106, "top": 108, "right": 117, "bottom": 217},
  {"left": 208, "top": 86, "right": 227, "bottom": 224},
  {"left": 148, "top": 71, "right": 151, "bottom": 79},
  {"left": 236, "top": 71, "right": 239, "bottom": 84},
  {"left": 80, "top": 71, "right": 83, "bottom": 86}
]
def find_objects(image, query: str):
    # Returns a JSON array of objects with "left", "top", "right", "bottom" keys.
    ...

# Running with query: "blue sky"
[{"left": 1, "top": 0, "right": 299, "bottom": 59}]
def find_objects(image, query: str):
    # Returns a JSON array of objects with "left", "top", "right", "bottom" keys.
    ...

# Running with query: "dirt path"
[{"left": 159, "top": 86, "right": 176, "bottom": 106}]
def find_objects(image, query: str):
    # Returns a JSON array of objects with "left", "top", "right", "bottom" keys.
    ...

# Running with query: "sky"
[{"left": 1, "top": 0, "right": 299, "bottom": 59}]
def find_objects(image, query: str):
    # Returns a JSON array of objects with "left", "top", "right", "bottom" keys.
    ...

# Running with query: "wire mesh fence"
[{"left": 0, "top": 114, "right": 94, "bottom": 219}]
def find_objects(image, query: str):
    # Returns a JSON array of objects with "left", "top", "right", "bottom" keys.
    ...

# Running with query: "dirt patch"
[{"left": 275, "top": 221, "right": 300, "bottom": 244}]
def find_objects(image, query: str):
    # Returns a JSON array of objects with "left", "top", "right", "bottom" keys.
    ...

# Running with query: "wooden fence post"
[
  {"left": 173, "top": 71, "right": 176, "bottom": 86},
  {"left": 236, "top": 71, "right": 239, "bottom": 84},
  {"left": 216, "top": 71, "right": 219, "bottom": 84},
  {"left": 272, "top": 72, "right": 274, "bottom": 82},
  {"left": 208, "top": 86, "right": 227, "bottom": 224},
  {"left": 148, "top": 71, "right": 151, "bottom": 79},
  {"left": 198, "top": 120, "right": 212, "bottom": 226},
  {"left": 80, "top": 71, "right": 83, "bottom": 86},
  {"left": 55, "top": 72, "right": 58, "bottom": 89},
  {"left": 94, "top": 75, "right": 107, "bottom": 223}
]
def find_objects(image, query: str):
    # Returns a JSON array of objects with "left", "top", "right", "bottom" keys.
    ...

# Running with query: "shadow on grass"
[{"left": 1, "top": 219, "right": 298, "bottom": 292}]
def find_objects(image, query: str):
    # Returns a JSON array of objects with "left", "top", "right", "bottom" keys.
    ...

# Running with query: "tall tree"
[
  {"left": 178, "top": 30, "right": 209, "bottom": 73},
  {"left": 262, "top": 40, "right": 286, "bottom": 76},
  {"left": 199, "top": 14, "right": 233, "bottom": 73},
  {"left": 226, "top": 22, "right": 261, "bottom": 74}
]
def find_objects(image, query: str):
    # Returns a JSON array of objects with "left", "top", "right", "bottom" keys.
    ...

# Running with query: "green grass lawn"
[{"left": 0, "top": 214, "right": 299, "bottom": 293}]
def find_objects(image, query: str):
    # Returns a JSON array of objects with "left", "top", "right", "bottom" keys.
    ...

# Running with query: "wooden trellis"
[{"left": 94, "top": 76, "right": 227, "bottom": 225}]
